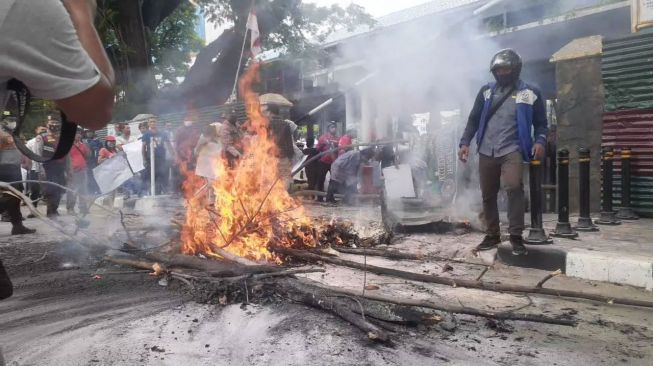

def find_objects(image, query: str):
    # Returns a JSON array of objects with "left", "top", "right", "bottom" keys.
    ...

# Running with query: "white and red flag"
[{"left": 246, "top": 10, "right": 262, "bottom": 57}]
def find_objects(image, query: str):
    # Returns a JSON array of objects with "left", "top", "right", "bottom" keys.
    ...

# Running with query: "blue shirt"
[
  {"left": 478, "top": 86, "right": 520, "bottom": 158},
  {"left": 141, "top": 130, "right": 170, "bottom": 162}
]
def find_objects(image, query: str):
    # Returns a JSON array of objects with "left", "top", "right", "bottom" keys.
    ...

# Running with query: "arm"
[
  {"left": 459, "top": 86, "right": 488, "bottom": 147},
  {"left": 57, "top": 0, "right": 115, "bottom": 128},
  {"left": 532, "top": 89, "right": 548, "bottom": 146}
]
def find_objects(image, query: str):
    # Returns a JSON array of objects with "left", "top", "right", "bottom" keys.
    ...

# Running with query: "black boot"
[
  {"left": 476, "top": 235, "right": 501, "bottom": 251},
  {"left": 11, "top": 222, "right": 36, "bottom": 235},
  {"left": 510, "top": 235, "right": 528, "bottom": 256}
]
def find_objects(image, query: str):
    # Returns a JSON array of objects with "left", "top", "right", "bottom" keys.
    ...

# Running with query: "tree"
[
  {"left": 96, "top": 0, "right": 374, "bottom": 118},
  {"left": 172, "top": 0, "right": 375, "bottom": 111},
  {"left": 97, "top": 0, "right": 201, "bottom": 119}
]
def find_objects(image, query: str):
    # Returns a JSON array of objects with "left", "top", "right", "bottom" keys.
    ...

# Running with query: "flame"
[{"left": 181, "top": 63, "right": 315, "bottom": 262}]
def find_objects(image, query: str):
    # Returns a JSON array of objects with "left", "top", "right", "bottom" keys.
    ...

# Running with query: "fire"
[{"left": 180, "top": 63, "right": 316, "bottom": 262}]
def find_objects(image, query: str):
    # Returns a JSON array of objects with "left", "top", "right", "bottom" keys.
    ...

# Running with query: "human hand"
[
  {"left": 532, "top": 143, "right": 545, "bottom": 161},
  {"left": 458, "top": 145, "right": 470, "bottom": 163}
]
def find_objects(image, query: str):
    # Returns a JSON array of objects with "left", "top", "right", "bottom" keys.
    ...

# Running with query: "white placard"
[
  {"left": 633, "top": 0, "right": 653, "bottom": 31},
  {"left": 195, "top": 142, "right": 222, "bottom": 180},
  {"left": 382, "top": 164, "right": 416, "bottom": 199},
  {"left": 93, "top": 153, "right": 134, "bottom": 194},
  {"left": 121, "top": 140, "right": 145, "bottom": 173}
]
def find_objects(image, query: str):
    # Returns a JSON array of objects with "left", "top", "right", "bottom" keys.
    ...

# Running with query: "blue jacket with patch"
[{"left": 459, "top": 80, "right": 548, "bottom": 161}]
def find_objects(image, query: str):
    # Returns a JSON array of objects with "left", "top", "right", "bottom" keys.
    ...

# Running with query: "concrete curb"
[
  {"left": 92, "top": 195, "right": 178, "bottom": 213},
  {"left": 497, "top": 243, "right": 653, "bottom": 291}
]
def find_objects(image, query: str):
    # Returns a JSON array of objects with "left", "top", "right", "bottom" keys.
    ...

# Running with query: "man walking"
[{"left": 458, "top": 49, "right": 548, "bottom": 256}]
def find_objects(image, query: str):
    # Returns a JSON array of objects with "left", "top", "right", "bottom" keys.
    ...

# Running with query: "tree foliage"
[
  {"left": 198, "top": 0, "right": 374, "bottom": 56},
  {"left": 150, "top": 3, "right": 205, "bottom": 87},
  {"left": 169, "top": 0, "right": 374, "bottom": 111},
  {"left": 96, "top": 0, "right": 202, "bottom": 119},
  {"left": 95, "top": 0, "right": 374, "bottom": 118}
]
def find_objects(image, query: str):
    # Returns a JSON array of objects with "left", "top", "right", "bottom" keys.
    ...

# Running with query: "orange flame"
[{"left": 181, "top": 63, "right": 315, "bottom": 262}]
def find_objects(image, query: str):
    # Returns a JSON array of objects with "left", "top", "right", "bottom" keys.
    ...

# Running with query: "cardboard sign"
[
  {"left": 383, "top": 164, "right": 416, "bottom": 199},
  {"left": 93, "top": 153, "right": 134, "bottom": 194},
  {"left": 121, "top": 140, "right": 145, "bottom": 173}
]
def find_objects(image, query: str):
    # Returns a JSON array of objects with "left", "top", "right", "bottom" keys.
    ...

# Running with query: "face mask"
[
  {"left": 493, "top": 71, "right": 515, "bottom": 87},
  {"left": 184, "top": 121, "right": 193, "bottom": 127},
  {"left": 4, "top": 121, "right": 16, "bottom": 130}
]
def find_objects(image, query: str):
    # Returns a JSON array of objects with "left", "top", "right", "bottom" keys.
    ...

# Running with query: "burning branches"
[{"left": 180, "top": 64, "right": 317, "bottom": 262}]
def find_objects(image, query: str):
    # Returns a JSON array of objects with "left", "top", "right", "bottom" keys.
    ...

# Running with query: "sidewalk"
[
  {"left": 497, "top": 213, "right": 653, "bottom": 290},
  {"left": 304, "top": 203, "right": 653, "bottom": 291}
]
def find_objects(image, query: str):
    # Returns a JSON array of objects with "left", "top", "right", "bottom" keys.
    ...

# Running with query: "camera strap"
[{"left": 7, "top": 79, "right": 78, "bottom": 163}]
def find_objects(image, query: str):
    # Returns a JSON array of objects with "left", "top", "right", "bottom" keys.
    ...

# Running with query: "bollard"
[
  {"left": 596, "top": 147, "right": 621, "bottom": 225},
  {"left": 617, "top": 148, "right": 639, "bottom": 220},
  {"left": 576, "top": 147, "right": 599, "bottom": 231},
  {"left": 552, "top": 149, "right": 578, "bottom": 238},
  {"left": 525, "top": 159, "right": 553, "bottom": 244}
]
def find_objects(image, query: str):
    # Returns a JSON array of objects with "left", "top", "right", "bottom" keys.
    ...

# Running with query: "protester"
[
  {"left": 141, "top": 117, "right": 174, "bottom": 195},
  {"left": 326, "top": 147, "right": 376, "bottom": 204},
  {"left": 25, "top": 126, "right": 47, "bottom": 216},
  {"left": 138, "top": 122, "right": 149, "bottom": 137},
  {"left": 97, "top": 136, "right": 119, "bottom": 206},
  {"left": 303, "top": 137, "right": 320, "bottom": 199},
  {"left": 0, "top": 0, "right": 115, "bottom": 129},
  {"left": 314, "top": 122, "right": 340, "bottom": 201},
  {"left": 174, "top": 119, "right": 202, "bottom": 174},
  {"left": 66, "top": 129, "right": 90, "bottom": 215},
  {"left": 81, "top": 129, "right": 103, "bottom": 194},
  {"left": 116, "top": 124, "right": 136, "bottom": 149},
  {"left": 219, "top": 111, "right": 244, "bottom": 168},
  {"left": 338, "top": 129, "right": 357, "bottom": 156},
  {"left": 265, "top": 105, "right": 296, "bottom": 189},
  {"left": 0, "top": 116, "right": 35, "bottom": 234},
  {"left": 35, "top": 118, "right": 67, "bottom": 217},
  {"left": 0, "top": 0, "right": 115, "bottom": 316},
  {"left": 458, "top": 49, "right": 548, "bottom": 256},
  {"left": 98, "top": 136, "right": 118, "bottom": 163}
]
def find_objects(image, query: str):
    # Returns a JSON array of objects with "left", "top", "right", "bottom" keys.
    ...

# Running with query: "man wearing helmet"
[{"left": 458, "top": 49, "right": 548, "bottom": 256}]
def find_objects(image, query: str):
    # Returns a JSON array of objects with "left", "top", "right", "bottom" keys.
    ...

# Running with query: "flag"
[{"left": 246, "top": 10, "right": 262, "bottom": 57}]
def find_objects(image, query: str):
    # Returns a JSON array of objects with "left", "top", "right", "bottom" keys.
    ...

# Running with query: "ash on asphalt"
[{"left": 0, "top": 207, "right": 652, "bottom": 365}]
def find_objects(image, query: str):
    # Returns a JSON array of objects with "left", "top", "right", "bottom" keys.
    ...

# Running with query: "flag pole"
[{"left": 228, "top": 0, "right": 256, "bottom": 103}]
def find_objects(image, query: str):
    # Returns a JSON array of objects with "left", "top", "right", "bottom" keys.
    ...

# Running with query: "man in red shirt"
[
  {"left": 67, "top": 129, "right": 91, "bottom": 214},
  {"left": 314, "top": 122, "right": 340, "bottom": 201}
]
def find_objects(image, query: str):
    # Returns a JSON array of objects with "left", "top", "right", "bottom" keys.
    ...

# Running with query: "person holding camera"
[
  {"left": 0, "top": 0, "right": 116, "bottom": 338},
  {"left": 0, "top": 0, "right": 115, "bottom": 128}
]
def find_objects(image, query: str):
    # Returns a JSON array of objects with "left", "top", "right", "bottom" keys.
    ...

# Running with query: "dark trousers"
[
  {"left": 305, "top": 161, "right": 320, "bottom": 190},
  {"left": 326, "top": 180, "right": 357, "bottom": 204},
  {"left": 144, "top": 161, "right": 169, "bottom": 195},
  {"left": 0, "top": 259, "right": 12, "bottom": 300},
  {"left": 43, "top": 162, "right": 66, "bottom": 215},
  {"left": 0, "top": 165, "right": 24, "bottom": 224},
  {"left": 479, "top": 151, "right": 525, "bottom": 236},
  {"left": 27, "top": 170, "right": 41, "bottom": 206},
  {"left": 315, "top": 161, "right": 331, "bottom": 192}
]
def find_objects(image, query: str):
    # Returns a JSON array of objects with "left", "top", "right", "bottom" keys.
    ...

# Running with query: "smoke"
[{"left": 327, "top": 3, "right": 502, "bottom": 226}]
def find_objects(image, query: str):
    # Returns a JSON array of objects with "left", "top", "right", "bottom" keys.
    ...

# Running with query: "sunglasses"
[{"left": 5, "top": 79, "right": 78, "bottom": 162}]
